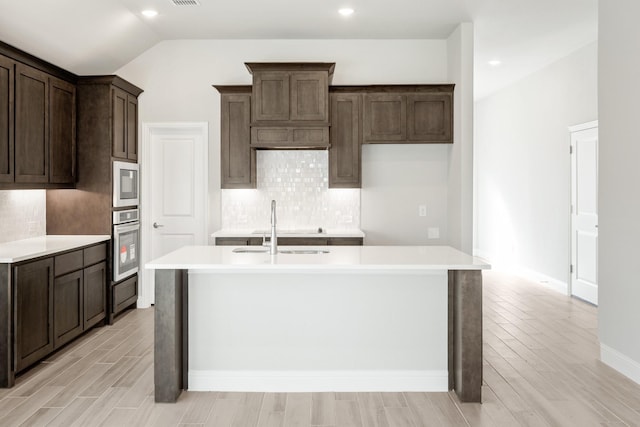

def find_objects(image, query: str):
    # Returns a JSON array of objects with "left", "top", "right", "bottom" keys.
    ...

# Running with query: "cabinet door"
[
  {"left": 0, "top": 55, "right": 14, "bottom": 183},
  {"left": 126, "top": 94, "right": 138, "bottom": 160},
  {"left": 15, "top": 258, "right": 54, "bottom": 372},
  {"left": 329, "top": 93, "right": 361, "bottom": 188},
  {"left": 15, "top": 64, "right": 49, "bottom": 183},
  {"left": 252, "top": 72, "right": 289, "bottom": 122},
  {"left": 53, "top": 270, "right": 83, "bottom": 348},
  {"left": 83, "top": 261, "right": 106, "bottom": 330},
  {"left": 407, "top": 94, "right": 453, "bottom": 143},
  {"left": 363, "top": 94, "right": 406, "bottom": 142},
  {"left": 221, "top": 94, "right": 255, "bottom": 188},
  {"left": 112, "top": 87, "right": 127, "bottom": 159},
  {"left": 49, "top": 77, "right": 76, "bottom": 183},
  {"left": 112, "top": 274, "right": 137, "bottom": 315},
  {"left": 290, "top": 72, "right": 328, "bottom": 122}
]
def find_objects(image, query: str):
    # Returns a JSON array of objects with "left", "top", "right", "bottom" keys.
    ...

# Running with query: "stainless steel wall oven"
[{"left": 113, "top": 209, "right": 139, "bottom": 282}]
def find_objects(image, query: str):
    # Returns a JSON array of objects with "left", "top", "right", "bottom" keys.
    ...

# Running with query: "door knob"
[{"left": 153, "top": 222, "right": 164, "bottom": 229}]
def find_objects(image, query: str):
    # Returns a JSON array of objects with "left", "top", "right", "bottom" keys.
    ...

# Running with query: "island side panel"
[
  {"left": 451, "top": 269, "right": 483, "bottom": 402},
  {"left": 154, "top": 269, "right": 187, "bottom": 402},
  {"left": 0, "top": 264, "right": 14, "bottom": 387}
]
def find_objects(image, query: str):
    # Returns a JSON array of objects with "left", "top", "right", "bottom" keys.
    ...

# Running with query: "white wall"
[
  {"left": 598, "top": 2, "right": 640, "bottom": 384},
  {"left": 116, "top": 38, "right": 473, "bottom": 246},
  {"left": 474, "top": 42, "right": 597, "bottom": 285},
  {"left": 447, "top": 23, "right": 474, "bottom": 253}
]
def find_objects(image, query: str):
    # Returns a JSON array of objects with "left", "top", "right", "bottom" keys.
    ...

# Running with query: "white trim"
[
  {"left": 470, "top": 250, "right": 568, "bottom": 295},
  {"left": 518, "top": 267, "right": 569, "bottom": 295},
  {"left": 139, "top": 122, "right": 209, "bottom": 308},
  {"left": 188, "top": 370, "right": 449, "bottom": 392},
  {"left": 568, "top": 120, "right": 598, "bottom": 133},
  {"left": 601, "top": 343, "right": 640, "bottom": 386}
]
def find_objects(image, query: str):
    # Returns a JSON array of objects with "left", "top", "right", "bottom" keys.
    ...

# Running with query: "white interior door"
[
  {"left": 570, "top": 121, "right": 598, "bottom": 305},
  {"left": 143, "top": 123, "right": 208, "bottom": 305}
]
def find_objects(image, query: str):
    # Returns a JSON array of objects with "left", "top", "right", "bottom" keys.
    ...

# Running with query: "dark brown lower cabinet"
[
  {"left": 215, "top": 236, "right": 363, "bottom": 246},
  {"left": 53, "top": 269, "right": 83, "bottom": 348},
  {"left": 9, "top": 242, "right": 108, "bottom": 378},
  {"left": 84, "top": 261, "right": 107, "bottom": 329},
  {"left": 112, "top": 274, "right": 137, "bottom": 318},
  {"left": 15, "top": 258, "right": 54, "bottom": 372}
]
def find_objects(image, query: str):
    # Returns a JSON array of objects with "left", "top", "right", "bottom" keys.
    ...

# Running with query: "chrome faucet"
[{"left": 270, "top": 200, "right": 277, "bottom": 255}]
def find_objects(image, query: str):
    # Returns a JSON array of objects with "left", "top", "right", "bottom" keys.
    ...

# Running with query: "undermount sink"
[
  {"left": 251, "top": 228, "right": 324, "bottom": 235},
  {"left": 232, "top": 248, "right": 330, "bottom": 255},
  {"left": 278, "top": 249, "right": 330, "bottom": 255},
  {"left": 232, "top": 248, "right": 269, "bottom": 253}
]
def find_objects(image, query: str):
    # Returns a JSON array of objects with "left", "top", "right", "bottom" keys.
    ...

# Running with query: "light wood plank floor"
[{"left": 1, "top": 270, "right": 640, "bottom": 426}]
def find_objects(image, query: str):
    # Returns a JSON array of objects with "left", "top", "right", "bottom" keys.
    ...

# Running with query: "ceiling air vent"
[{"left": 169, "top": 0, "right": 200, "bottom": 5}]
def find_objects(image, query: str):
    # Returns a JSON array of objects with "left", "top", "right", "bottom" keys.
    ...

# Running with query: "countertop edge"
[{"left": 0, "top": 235, "right": 111, "bottom": 263}]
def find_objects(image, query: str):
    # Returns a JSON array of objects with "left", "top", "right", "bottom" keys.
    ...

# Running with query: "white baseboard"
[
  {"left": 517, "top": 267, "right": 569, "bottom": 295},
  {"left": 188, "top": 370, "right": 449, "bottom": 392},
  {"left": 472, "top": 250, "right": 568, "bottom": 295},
  {"left": 601, "top": 344, "right": 640, "bottom": 386}
]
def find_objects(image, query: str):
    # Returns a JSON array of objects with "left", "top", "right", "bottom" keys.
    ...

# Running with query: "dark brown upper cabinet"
[
  {"left": 15, "top": 63, "right": 49, "bottom": 184},
  {"left": 0, "top": 55, "right": 14, "bottom": 183},
  {"left": 112, "top": 86, "right": 139, "bottom": 161},
  {"left": 329, "top": 93, "right": 361, "bottom": 188},
  {"left": 407, "top": 94, "right": 452, "bottom": 142},
  {"left": 364, "top": 94, "right": 406, "bottom": 143},
  {"left": 0, "top": 45, "right": 77, "bottom": 189},
  {"left": 77, "top": 75, "right": 142, "bottom": 163},
  {"left": 246, "top": 63, "right": 335, "bottom": 126},
  {"left": 49, "top": 77, "right": 76, "bottom": 184},
  {"left": 358, "top": 85, "right": 454, "bottom": 144},
  {"left": 214, "top": 85, "right": 255, "bottom": 189}
]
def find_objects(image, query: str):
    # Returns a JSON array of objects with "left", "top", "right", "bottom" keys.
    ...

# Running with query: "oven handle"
[{"left": 114, "top": 222, "right": 140, "bottom": 233}]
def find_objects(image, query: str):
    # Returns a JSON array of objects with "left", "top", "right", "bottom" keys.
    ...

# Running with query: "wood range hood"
[{"left": 245, "top": 62, "right": 335, "bottom": 150}]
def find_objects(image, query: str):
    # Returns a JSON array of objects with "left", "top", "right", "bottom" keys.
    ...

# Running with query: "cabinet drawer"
[
  {"left": 328, "top": 237, "right": 363, "bottom": 246},
  {"left": 251, "top": 127, "right": 329, "bottom": 148},
  {"left": 54, "top": 250, "right": 83, "bottom": 276},
  {"left": 113, "top": 275, "right": 137, "bottom": 315},
  {"left": 84, "top": 242, "right": 107, "bottom": 266}
]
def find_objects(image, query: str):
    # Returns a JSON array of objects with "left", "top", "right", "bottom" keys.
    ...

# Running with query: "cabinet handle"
[{"left": 153, "top": 222, "right": 164, "bottom": 229}]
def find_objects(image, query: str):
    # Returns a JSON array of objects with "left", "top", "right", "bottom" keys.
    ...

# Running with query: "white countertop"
[
  {"left": 146, "top": 245, "right": 490, "bottom": 272},
  {"left": 212, "top": 229, "right": 365, "bottom": 239},
  {"left": 0, "top": 235, "right": 111, "bottom": 263}
]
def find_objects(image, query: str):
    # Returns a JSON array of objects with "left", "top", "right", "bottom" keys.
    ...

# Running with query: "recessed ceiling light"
[
  {"left": 488, "top": 60, "right": 502, "bottom": 67},
  {"left": 339, "top": 8, "right": 355, "bottom": 17},
  {"left": 142, "top": 10, "right": 158, "bottom": 18}
]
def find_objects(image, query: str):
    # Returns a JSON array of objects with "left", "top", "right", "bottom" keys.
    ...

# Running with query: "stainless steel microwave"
[{"left": 113, "top": 161, "right": 139, "bottom": 208}]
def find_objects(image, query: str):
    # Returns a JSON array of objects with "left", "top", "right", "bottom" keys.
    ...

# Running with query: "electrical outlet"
[
  {"left": 418, "top": 205, "right": 427, "bottom": 217},
  {"left": 428, "top": 227, "right": 440, "bottom": 239}
]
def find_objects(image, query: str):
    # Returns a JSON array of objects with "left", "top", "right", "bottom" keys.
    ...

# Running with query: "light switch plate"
[{"left": 418, "top": 205, "right": 427, "bottom": 217}]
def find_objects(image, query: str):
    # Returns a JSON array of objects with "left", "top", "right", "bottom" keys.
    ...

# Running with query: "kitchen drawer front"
[
  {"left": 112, "top": 275, "right": 137, "bottom": 315},
  {"left": 84, "top": 242, "right": 107, "bottom": 266},
  {"left": 54, "top": 250, "right": 83, "bottom": 277},
  {"left": 216, "top": 237, "right": 263, "bottom": 246},
  {"left": 251, "top": 127, "right": 329, "bottom": 148},
  {"left": 278, "top": 237, "right": 329, "bottom": 246},
  {"left": 328, "top": 237, "right": 363, "bottom": 246}
]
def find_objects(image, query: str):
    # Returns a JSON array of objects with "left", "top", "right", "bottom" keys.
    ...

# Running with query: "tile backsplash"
[
  {"left": 221, "top": 151, "right": 360, "bottom": 230},
  {"left": 0, "top": 190, "right": 46, "bottom": 243}
]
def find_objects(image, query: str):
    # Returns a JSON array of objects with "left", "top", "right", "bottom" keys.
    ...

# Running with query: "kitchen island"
[{"left": 146, "top": 245, "right": 489, "bottom": 403}]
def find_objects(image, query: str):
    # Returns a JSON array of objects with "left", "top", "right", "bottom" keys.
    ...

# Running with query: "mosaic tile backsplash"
[
  {"left": 221, "top": 151, "right": 360, "bottom": 230},
  {"left": 0, "top": 190, "right": 46, "bottom": 243}
]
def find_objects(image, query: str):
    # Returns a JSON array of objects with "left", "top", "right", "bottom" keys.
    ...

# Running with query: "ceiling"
[{"left": 0, "top": 0, "right": 597, "bottom": 99}]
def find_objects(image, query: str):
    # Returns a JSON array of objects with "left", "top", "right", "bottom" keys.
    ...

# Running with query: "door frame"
[
  {"left": 139, "top": 122, "right": 209, "bottom": 308},
  {"left": 568, "top": 120, "right": 598, "bottom": 303}
]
